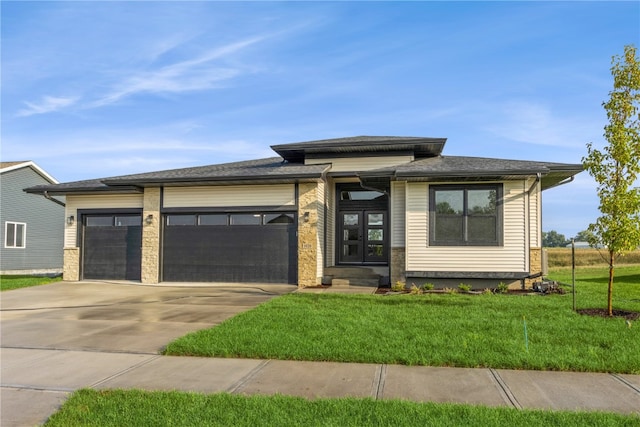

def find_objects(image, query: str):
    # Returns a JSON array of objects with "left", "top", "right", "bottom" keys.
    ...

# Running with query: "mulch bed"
[{"left": 577, "top": 308, "right": 640, "bottom": 320}]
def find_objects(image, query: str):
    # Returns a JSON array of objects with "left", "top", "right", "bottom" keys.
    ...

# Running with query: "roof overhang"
[{"left": 272, "top": 136, "right": 446, "bottom": 163}]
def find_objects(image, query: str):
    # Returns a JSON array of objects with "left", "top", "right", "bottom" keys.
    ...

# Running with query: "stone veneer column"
[
  {"left": 141, "top": 187, "right": 161, "bottom": 284},
  {"left": 525, "top": 247, "right": 543, "bottom": 288},
  {"left": 297, "top": 182, "right": 319, "bottom": 287},
  {"left": 390, "top": 247, "right": 406, "bottom": 285},
  {"left": 63, "top": 247, "right": 80, "bottom": 281}
]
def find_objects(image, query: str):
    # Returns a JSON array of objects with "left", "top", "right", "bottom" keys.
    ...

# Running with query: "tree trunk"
[{"left": 608, "top": 250, "right": 615, "bottom": 316}]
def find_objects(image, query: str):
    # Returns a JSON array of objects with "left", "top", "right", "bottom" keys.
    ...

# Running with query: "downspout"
[{"left": 43, "top": 191, "right": 66, "bottom": 207}]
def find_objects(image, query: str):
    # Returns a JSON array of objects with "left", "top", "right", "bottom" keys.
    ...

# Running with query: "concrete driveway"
[{"left": 0, "top": 281, "right": 295, "bottom": 353}]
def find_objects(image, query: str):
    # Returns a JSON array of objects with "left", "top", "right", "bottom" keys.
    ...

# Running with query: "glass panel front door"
[{"left": 338, "top": 210, "right": 387, "bottom": 264}]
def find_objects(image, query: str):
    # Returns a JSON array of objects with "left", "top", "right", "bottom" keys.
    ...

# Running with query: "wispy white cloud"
[
  {"left": 88, "top": 36, "right": 269, "bottom": 108},
  {"left": 16, "top": 95, "right": 80, "bottom": 117},
  {"left": 482, "top": 101, "right": 603, "bottom": 149}
]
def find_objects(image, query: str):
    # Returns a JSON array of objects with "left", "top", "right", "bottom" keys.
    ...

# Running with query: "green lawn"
[
  {"left": 44, "top": 390, "right": 640, "bottom": 427},
  {"left": 0, "top": 275, "right": 61, "bottom": 291},
  {"left": 164, "top": 265, "right": 639, "bottom": 373}
]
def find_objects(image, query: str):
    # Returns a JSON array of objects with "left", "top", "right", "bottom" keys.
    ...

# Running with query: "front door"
[
  {"left": 337, "top": 184, "right": 389, "bottom": 265},
  {"left": 339, "top": 210, "right": 387, "bottom": 264}
]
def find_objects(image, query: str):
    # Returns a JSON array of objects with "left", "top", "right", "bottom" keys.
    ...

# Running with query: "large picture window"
[
  {"left": 429, "top": 185, "right": 503, "bottom": 246},
  {"left": 5, "top": 221, "right": 26, "bottom": 248}
]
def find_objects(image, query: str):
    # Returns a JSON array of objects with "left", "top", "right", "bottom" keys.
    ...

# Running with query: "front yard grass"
[
  {"left": 165, "top": 265, "right": 640, "bottom": 374},
  {"left": 0, "top": 274, "right": 61, "bottom": 291},
  {"left": 44, "top": 389, "right": 640, "bottom": 427}
]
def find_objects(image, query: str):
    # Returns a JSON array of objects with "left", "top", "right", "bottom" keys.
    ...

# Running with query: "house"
[
  {"left": 25, "top": 136, "right": 583, "bottom": 288},
  {"left": 1, "top": 161, "right": 64, "bottom": 275}
]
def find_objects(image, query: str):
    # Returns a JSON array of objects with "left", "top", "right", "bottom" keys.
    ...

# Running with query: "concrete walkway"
[
  {"left": 2, "top": 282, "right": 639, "bottom": 425},
  {"left": 2, "top": 347, "right": 639, "bottom": 426}
]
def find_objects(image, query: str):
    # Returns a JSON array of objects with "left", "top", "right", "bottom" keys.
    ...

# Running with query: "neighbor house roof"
[{"left": 1, "top": 161, "right": 59, "bottom": 184}]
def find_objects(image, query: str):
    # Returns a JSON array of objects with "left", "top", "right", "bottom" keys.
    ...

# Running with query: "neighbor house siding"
[
  {"left": 0, "top": 166, "right": 64, "bottom": 273},
  {"left": 163, "top": 184, "right": 295, "bottom": 208},
  {"left": 405, "top": 181, "right": 528, "bottom": 273},
  {"left": 306, "top": 156, "right": 413, "bottom": 172},
  {"left": 64, "top": 194, "right": 144, "bottom": 247}
]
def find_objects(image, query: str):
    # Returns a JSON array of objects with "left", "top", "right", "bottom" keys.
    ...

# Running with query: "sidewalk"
[{"left": 2, "top": 347, "right": 639, "bottom": 426}]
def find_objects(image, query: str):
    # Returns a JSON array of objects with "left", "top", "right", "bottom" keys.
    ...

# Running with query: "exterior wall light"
[
  {"left": 66, "top": 215, "right": 75, "bottom": 226},
  {"left": 145, "top": 214, "right": 154, "bottom": 225},
  {"left": 303, "top": 211, "right": 310, "bottom": 223}
]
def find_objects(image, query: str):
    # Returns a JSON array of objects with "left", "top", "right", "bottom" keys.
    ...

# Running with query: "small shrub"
[
  {"left": 423, "top": 283, "right": 435, "bottom": 291},
  {"left": 392, "top": 281, "right": 406, "bottom": 292},
  {"left": 458, "top": 283, "right": 472, "bottom": 293},
  {"left": 409, "top": 283, "right": 422, "bottom": 294},
  {"left": 482, "top": 288, "right": 493, "bottom": 295},
  {"left": 496, "top": 282, "right": 509, "bottom": 294},
  {"left": 443, "top": 287, "right": 457, "bottom": 294}
]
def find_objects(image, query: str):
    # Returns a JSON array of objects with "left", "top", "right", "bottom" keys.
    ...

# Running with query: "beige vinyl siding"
[
  {"left": 306, "top": 156, "right": 413, "bottom": 172},
  {"left": 64, "top": 194, "right": 143, "bottom": 247},
  {"left": 163, "top": 184, "right": 295, "bottom": 208},
  {"left": 391, "top": 181, "right": 406, "bottom": 247},
  {"left": 406, "top": 181, "right": 528, "bottom": 273}
]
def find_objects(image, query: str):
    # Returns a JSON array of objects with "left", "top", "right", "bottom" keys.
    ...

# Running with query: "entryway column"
[
  {"left": 141, "top": 187, "right": 161, "bottom": 284},
  {"left": 298, "top": 182, "right": 320, "bottom": 287}
]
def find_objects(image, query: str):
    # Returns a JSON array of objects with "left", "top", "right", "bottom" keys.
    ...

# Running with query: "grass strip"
[
  {"left": 0, "top": 275, "right": 61, "bottom": 291},
  {"left": 44, "top": 389, "right": 640, "bottom": 427},
  {"left": 165, "top": 266, "right": 639, "bottom": 373}
]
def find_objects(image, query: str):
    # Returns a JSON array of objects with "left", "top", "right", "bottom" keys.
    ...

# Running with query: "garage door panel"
[
  {"left": 83, "top": 225, "right": 142, "bottom": 280},
  {"left": 163, "top": 224, "right": 296, "bottom": 283}
]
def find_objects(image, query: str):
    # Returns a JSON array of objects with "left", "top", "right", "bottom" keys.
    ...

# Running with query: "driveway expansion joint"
[
  {"left": 490, "top": 369, "right": 522, "bottom": 410},
  {"left": 373, "top": 364, "right": 387, "bottom": 399},
  {"left": 89, "top": 355, "right": 162, "bottom": 389},
  {"left": 611, "top": 374, "right": 640, "bottom": 394},
  {"left": 227, "top": 359, "right": 271, "bottom": 394}
]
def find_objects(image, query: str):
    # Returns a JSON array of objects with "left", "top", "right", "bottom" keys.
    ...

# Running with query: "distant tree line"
[{"left": 542, "top": 230, "right": 595, "bottom": 247}]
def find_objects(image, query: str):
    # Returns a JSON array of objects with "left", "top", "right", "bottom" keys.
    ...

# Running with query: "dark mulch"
[{"left": 577, "top": 308, "right": 640, "bottom": 320}]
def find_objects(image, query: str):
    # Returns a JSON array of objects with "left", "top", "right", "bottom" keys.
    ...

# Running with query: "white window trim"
[{"left": 4, "top": 221, "right": 27, "bottom": 249}]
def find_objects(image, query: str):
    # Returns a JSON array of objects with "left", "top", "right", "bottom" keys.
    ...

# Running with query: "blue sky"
[{"left": 2, "top": 1, "right": 639, "bottom": 238}]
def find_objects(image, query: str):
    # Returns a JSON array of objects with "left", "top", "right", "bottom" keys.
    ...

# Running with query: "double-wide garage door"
[{"left": 162, "top": 212, "right": 297, "bottom": 284}]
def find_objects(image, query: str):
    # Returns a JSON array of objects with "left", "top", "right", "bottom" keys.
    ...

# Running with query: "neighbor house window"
[
  {"left": 5, "top": 221, "right": 26, "bottom": 248},
  {"left": 429, "top": 185, "right": 503, "bottom": 246}
]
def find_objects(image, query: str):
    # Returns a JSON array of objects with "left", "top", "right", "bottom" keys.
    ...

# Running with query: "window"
[
  {"left": 5, "top": 222, "right": 26, "bottom": 248},
  {"left": 429, "top": 185, "right": 502, "bottom": 246}
]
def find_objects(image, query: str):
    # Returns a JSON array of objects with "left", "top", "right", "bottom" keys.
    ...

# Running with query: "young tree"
[{"left": 582, "top": 45, "right": 640, "bottom": 316}]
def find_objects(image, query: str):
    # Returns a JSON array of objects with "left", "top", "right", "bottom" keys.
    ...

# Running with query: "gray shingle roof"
[
  {"left": 272, "top": 136, "right": 446, "bottom": 163},
  {"left": 359, "top": 156, "right": 583, "bottom": 189},
  {"left": 26, "top": 157, "right": 330, "bottom": 194}
]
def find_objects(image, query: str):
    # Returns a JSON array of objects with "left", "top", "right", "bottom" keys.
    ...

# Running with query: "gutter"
[
  {"left": 43, "top": 191, "right": 66, "bottom": 207},
  {"left": 544, "top": 175, "right": 575, "bottom": 191}
]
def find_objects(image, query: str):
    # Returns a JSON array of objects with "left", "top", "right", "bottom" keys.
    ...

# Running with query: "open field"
[
  {"left": 165, "top": 265, "right": 639, "bottom": 374},
  {"left": 0, "top": 275, "right": 62, "bottom": 291},
  {"left": 44, "top": 390, "right": 640, "bottom": 427},
  {"left": 546, "top": 248, "right": 640, "bottom": 267}
]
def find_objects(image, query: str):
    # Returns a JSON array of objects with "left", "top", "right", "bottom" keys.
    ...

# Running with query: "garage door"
[
  {"left": 162, "top": 212, "right": 297, "bottom": 284},
  {"left": 82, "top": 214, "right": 142, "bottom": 280}
]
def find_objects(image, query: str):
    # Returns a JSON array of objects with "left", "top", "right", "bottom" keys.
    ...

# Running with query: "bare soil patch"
[{"left": 577, "top": 308, "right": 640, "bottom": 320}]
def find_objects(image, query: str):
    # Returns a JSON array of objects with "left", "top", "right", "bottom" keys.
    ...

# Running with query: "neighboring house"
[
  {"left": 1, "top": 161, "right": 64, "bottom": 275},
  {"left": 26, "top": 136, "right": 582, "bottom": 288}
]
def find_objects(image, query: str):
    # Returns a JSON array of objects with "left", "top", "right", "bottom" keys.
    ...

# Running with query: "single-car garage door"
[
  {"left": 82, "top": 214, "right": 142, "bottom": 280},
  {"left": 162, "top": 212, "right": 297, "bottom": 284}
]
